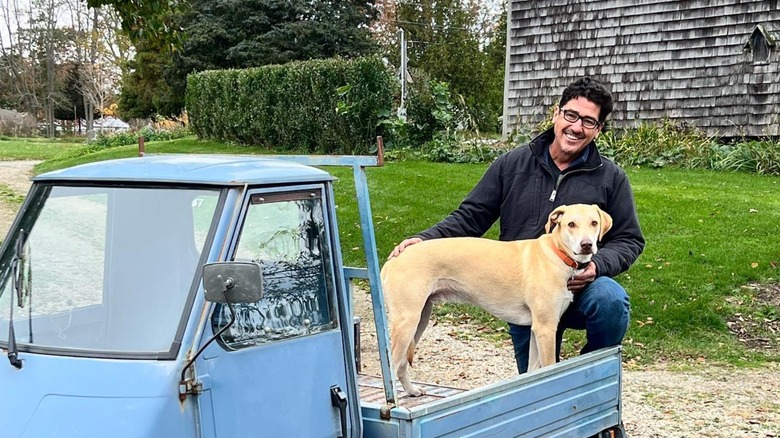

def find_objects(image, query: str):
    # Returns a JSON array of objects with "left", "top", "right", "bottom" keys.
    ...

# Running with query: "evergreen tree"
[{"left": 119, "top": 0, "right": 379, "bottom": 117}]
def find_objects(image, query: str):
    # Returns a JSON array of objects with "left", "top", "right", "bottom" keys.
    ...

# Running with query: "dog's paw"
[{"left": 405, "top": 385, "right": 425, "bottom": 397}]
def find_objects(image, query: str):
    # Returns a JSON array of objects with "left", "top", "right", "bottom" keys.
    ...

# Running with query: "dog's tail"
[{"left": 406, "top": 340, "right": 417, "bottom": 366}]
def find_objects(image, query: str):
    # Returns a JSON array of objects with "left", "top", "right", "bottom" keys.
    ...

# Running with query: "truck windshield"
[{"left": 0, "top": 185, "right": 221, "bottom": 357}]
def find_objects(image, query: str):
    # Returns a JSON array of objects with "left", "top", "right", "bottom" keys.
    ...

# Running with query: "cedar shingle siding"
[{"left": 503, "top": 0, "right": 780, "bottom": 138}]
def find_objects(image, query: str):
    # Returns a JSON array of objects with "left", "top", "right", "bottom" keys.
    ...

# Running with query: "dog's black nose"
[{"left": 580, "top": 241, "right": 593, "bottom": 253}]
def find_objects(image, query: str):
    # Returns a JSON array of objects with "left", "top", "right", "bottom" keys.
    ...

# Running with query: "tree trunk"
[{"left": 46, "top": 23, "right": 56, "bottom": 138}]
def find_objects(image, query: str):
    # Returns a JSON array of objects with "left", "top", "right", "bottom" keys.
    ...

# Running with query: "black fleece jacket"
[{"left": 417, "top": 128, "right": 645, "bottom": 278}]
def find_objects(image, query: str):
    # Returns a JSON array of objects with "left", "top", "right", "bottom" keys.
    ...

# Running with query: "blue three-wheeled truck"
[{"left": 0, "top": 151, "right": 626, "bottom": 437}]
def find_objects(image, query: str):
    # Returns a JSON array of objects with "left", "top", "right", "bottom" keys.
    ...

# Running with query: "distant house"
[
  {"left": 502, "top": 1, "right": 780, "bottom": 138},
  {"left": 94, "top": 117, "right": 130, "bottom": 132}
]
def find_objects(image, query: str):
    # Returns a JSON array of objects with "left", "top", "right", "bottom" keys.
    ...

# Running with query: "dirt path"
[
  {"left": 0, "top": 160, "right": 38, "bottom": 236},
  {"left": 1, "top": 161, "right": 778, "bottom": 437}
]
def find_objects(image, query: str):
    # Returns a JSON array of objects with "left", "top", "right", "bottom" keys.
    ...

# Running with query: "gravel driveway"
[{"left": 1, "top": 160, "right": 778, "bottom": 437}]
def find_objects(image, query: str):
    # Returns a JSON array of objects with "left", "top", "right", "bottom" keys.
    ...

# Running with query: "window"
[
  {"left": 212, "top": 190, "right": 337, "bottom": 349},
  {"left": 0, "top": 186, "right": 220, "bottom": 356},
  {"left": 745, "top": 25, "right": 775, "bottom": 64}
]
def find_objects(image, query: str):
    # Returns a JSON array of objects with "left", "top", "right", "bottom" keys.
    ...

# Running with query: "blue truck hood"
[{"left": 0, "top": 352, "right": 197, "bottom": 437}]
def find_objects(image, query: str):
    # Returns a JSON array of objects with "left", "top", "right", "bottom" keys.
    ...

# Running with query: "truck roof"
[{"left": 34, "top": 154, "right": 334, "bottom": 186}]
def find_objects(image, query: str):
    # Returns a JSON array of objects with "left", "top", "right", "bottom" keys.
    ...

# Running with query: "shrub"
[
  {"left": 711, "top": 139, "right": 780, "bottom": 175},
  {"left": 187, "top": 56, "right": 396, "bottom": 155},
  {"left": 90, "top": 124, "right": 191, "bottom": 149},
  {"left": 593, "top": 119, "right": 780, "bottom": 176},
  {"left": 599, "top": 119, "right": 718, "bottom": 168}
]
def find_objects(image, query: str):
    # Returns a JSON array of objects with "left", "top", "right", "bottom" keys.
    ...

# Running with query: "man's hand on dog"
[
  {"left": 567, "top": 262, "right": 597, "bottom": 292},
  {"left": 388, "top": 237, "right": 423, "bottom": 259}
]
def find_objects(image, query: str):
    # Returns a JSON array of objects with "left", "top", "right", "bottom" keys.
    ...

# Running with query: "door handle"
[{"left": 330, "top": 385, "right": 348, "bottom": 438}]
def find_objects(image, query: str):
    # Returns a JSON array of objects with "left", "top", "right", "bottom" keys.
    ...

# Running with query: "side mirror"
[
  {"left": 202, "top": 262, "right": 263, "bottom": 304},
  {"left": 183, "top": 261, "right": 264, "bottom": 399}
]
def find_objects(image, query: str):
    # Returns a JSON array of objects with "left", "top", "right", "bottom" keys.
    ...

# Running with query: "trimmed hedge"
[{"left": 186, "top": 56, "right": 397, "bottom": 154}]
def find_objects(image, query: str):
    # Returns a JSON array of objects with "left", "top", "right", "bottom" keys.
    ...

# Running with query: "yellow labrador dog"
[{"left": 381, "top": 204, "right": 612, "bottom": 396}]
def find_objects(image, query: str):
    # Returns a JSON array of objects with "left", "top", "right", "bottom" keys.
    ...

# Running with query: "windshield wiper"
[{"left": 7, "top": 230, "right": 27, "bottom": 369}]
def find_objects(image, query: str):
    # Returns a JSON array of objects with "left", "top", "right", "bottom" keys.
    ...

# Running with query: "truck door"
[{"left": 203, "top": 186, "right": 357, "bottom": 437}]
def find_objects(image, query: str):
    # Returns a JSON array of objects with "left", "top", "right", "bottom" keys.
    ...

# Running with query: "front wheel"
[{"left": 593, "top": 423, "right": 626, "bottom": 438}]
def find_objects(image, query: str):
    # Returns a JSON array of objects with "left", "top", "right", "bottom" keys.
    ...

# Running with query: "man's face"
[{"left": 551, "top": 97, "right": 603, "bottom": 158}]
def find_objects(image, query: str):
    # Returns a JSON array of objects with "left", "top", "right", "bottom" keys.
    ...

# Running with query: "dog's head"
[{"left": 544, "top": 204, "right": 613, "bottom": 262}]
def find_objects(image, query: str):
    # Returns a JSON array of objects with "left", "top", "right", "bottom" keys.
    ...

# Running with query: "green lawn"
[
  {"left": 0, "top": 136, "right": 85, "bottom": 160},
  {"left": 32, "top": 137, "right": 269, "bottom": 174},
  {"left": 14, "top": 138, "right": 780, "bottom": 368}
]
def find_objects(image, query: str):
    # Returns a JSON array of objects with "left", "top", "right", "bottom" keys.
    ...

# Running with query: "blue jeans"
[{"left": 508, "top": 277, "right": 630, "bottom": 374}]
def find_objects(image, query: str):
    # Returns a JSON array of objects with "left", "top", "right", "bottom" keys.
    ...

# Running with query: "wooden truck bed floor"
[{"left": 358, "top": 374, "right": 466, "bottom": 409}]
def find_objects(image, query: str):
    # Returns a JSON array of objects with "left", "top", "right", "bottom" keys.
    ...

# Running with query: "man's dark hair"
[{"left": 559, "top": 77, "right": 614, "bottom": 122}]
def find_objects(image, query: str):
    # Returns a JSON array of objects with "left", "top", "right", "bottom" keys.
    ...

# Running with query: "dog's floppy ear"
[
  {"left": 545, "top": 206, "right": 567, "bottom": 233},
  {"left": 596, "top": 205, "right": 613, "bottom": 240}
]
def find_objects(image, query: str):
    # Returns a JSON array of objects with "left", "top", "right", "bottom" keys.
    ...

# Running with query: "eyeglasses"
[{"left": 560, "top": 109, "right": 601, "bottom": 129}]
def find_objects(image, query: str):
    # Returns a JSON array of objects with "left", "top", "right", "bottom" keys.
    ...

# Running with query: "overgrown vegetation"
[
  {"left": 90, "top": 124, "right": 191, "bottom": 148},
  {"left": 396, "top": 108, "right": 780, "bottom": 177},
  {"left": 600, "top": 120, "right": 780, "bottom": 176},
  {"left": 392, "top": 0, "right": 506, "bottom": 134},
  {"left": 383, "top": 80, "right": 511, "bottom": 163}
]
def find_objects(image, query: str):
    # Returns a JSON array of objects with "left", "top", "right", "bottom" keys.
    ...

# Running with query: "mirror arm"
[{"left": 179, "top": 276, "right": 237, "bottom": 401}]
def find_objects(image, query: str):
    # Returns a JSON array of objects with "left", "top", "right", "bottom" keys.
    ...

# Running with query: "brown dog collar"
[{"left": 551, "top": 242, "right": 590, "bottom": 270}]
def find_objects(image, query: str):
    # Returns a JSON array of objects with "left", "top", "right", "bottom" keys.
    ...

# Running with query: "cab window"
[{"left": 212, "top": 190, "right": 337, "bottom": 348}]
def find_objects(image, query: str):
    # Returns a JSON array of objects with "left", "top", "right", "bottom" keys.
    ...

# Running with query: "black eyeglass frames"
[{"left": 560, "top": 109, "right": 601, "bottom": 129}]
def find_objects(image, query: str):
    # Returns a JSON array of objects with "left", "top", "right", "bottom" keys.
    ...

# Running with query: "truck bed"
[
  {"left": 358, "top": 347, "right": 622, "bottom": 438},
  {"left": 358, "top": 374, "right": 467, "bottom": 409}
]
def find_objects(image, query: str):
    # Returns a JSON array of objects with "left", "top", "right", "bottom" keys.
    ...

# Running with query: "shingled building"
[{"left": 502, "top": 1, "right": 780, "bottom": 138}]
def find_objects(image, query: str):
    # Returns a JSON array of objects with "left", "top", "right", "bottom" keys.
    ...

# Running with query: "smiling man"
[{"left": 389, "top": 76, "right": 645, "bottom": 373}]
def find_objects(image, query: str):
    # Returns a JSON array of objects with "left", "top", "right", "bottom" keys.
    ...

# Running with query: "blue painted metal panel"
[
  {"left": 361, "top": 348, "right": 623, "bottom": 438},
  {"left": 362, "top": 413, "right": 402, "bottom": 437},
  {"left": 250, "top": 154, "right": 379, "bottom": 167},
  {"left": 325, "top": 181, "right": 364, "bottom": 438},
  {"left": 416, "top": 355, "right": 619, "bottom": 435},
  {"left": 203, "top": 331, "right": 350, "bottom": 438},
  {"left": 34, "top": 155, "right": 333, "bottom": 186},
  {"left": 0, "top": 353, "right": 198, "bottom": 437},
  {"left": 352, "top": 166, "right": 398, "bottom": 406}
]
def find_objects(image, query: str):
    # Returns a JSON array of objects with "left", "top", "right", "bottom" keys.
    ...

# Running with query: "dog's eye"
[
  {"left": 592, "top": 220, "right": 598, "bottom": 227},
  {"left": 567, "top": 222, "right": 576, "bottom": 228}
]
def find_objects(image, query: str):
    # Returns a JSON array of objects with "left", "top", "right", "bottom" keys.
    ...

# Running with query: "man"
[{"left": 388, "top": 76, "right": 645, "bottom": 373}]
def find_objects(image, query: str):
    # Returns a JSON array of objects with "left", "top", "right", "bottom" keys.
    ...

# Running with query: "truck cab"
[{"left": 0, "top": 153, "right": 624, "bottom": 437}]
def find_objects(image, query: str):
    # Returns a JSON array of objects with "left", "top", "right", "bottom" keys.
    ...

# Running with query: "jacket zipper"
[
  {"left": 549, "top": 174, "right": 564, "bottom": 202},
  {"left": 548, "top": 164, "right": 602, "bottom": 202}
]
